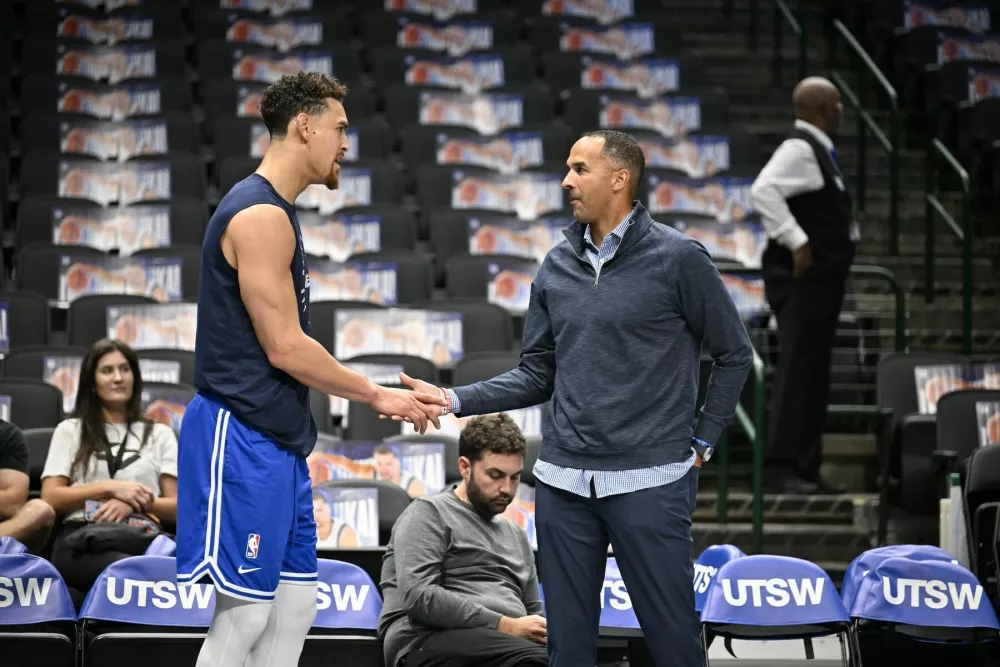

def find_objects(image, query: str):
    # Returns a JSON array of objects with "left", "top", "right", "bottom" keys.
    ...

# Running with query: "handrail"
[
  {"left": 713, "top": 262, "right": 905, "bottom": 553},
  {"left": 848, "top": 264, "right": 907, "bottom": 353},
  {"left": 925, "top": 138, "right": 973, "bottom": 354},
  {"left": 772, "top": 0, "right": 807, "bottom": 87},
  {"left": 829, "top": 19, "right": 901, "bottom": 256},
  {"left": 716, "top": 262, "right": 907, "bottom": 352}
]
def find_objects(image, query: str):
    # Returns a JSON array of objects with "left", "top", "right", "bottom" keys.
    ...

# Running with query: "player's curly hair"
[
  {"left": 458, "top": 413, "right": 527, "bottom": 463},
  {"left": 259, "top": 72, "right": 348, "bottom": 139}
]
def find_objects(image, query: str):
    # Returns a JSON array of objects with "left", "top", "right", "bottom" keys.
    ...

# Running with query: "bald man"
[{"left": 750, "top": 76, "right": 856, "bottom": 495}]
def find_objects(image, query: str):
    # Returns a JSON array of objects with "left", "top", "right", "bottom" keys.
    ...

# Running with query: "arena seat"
[
  {"left": 700, "top": 555, "right": 851, "bottom": 665},
  {"left": 0, "top": 550, "right": 78, "bottom": 667}
]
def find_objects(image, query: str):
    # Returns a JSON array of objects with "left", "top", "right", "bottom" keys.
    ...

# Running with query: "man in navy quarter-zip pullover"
[{"left": 396, "top": 130, "right": 754, "bottom": 666}]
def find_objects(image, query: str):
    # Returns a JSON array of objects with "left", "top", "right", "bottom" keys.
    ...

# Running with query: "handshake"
[{"left": 369, "top": 372, "right": 449, "bottom": 435}]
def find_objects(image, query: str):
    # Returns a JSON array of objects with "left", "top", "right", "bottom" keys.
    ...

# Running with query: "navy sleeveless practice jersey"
[{"left": 193, "top": 174, "right": 317, "bottom": 457}]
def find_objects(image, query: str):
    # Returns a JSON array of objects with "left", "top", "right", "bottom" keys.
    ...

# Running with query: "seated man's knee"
[{"left": 23, "top": 499, "right": 56, "bottom": 530}]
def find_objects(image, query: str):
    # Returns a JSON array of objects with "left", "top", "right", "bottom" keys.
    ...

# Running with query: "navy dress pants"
[{"left": 535, "top": 466, "right": 703, "bottom": 667}]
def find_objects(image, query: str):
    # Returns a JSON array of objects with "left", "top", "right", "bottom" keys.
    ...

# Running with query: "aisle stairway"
[{"left": 670, "top": 0, "right": 1000, "bottom": 572}]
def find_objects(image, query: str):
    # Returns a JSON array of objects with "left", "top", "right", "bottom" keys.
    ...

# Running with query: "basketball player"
[{"left": 175, "top": 73, "right": 445, "bottom": 667}]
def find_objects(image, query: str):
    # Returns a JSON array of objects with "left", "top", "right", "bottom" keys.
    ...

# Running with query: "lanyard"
[{"left": 103, "top": 425, "right": 132, "bottom": 479}]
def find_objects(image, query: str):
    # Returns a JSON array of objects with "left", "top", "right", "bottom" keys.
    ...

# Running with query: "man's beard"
[{"left": 466, "top": 470, "right": 514, "bottom": 518}]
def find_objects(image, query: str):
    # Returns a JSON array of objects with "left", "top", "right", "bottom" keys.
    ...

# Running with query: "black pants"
[
  {"left": 405, "top": 627, "right": 548, "bottom": 667},
  {"left": 50, "top": 521, "right": 134, "bottom": 610},
  {"left": 763, "top": 255, "right": 847, "bottom": 480}
]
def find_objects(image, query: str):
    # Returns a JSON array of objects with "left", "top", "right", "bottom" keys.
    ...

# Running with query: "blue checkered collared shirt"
[{"left": 447, "top": 206, "right": 697, "bottom": 498}]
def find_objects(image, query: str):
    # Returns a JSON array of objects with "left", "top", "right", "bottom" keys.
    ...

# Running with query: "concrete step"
[
  {"left": 692, "top": 522, "right": 874, "bottom": 563},
  {"left": 854, "top": 255, "right": 999, "bottom": 281},
  {"left": 694, "top": 492, "right": 875, "bottom": 524}
]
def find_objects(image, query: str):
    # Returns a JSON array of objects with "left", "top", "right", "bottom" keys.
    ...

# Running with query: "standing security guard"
[{"left": 751, "top": 76, "right": 856, "bottom": 495}]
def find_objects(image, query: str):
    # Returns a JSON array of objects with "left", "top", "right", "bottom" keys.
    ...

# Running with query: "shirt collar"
[
  {"left": 794, "top": 119, "right": 834, "bottom": 152},
  {"left": 584, "top": 206, "right": 636, "bottom": 250}
]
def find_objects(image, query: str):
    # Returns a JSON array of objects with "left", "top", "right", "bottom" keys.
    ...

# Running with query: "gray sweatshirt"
[{"left": 378, "top": 489, "right": 543, "bottom": 667}]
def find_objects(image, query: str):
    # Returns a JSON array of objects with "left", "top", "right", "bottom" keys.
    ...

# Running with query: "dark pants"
[
  {"left": 763, "top": 256, "right": 847, "bottom": 481},
  {"left": 535, "top": 467, "right": 702, "bottom": 667},
  {"left": 50, "top": 521, "right": 133, "bottom": 610},
  {"left": 405, "top": 627, "right": 548, "bottom": 667}
]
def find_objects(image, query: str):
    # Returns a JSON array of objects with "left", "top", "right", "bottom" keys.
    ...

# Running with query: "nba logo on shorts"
[{"left": 246, "top": 533, "right": 260, "bottom": 559}]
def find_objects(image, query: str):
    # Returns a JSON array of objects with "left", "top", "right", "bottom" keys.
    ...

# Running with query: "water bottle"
[{"left": 947, "top": 472, "right": 970, "bottom": 568}]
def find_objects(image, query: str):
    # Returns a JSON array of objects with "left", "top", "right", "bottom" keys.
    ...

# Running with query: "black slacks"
[
  {"left": 536, "top": 468, "right": 702, "bottom": 667},
  {"left": 763, "top": 254, "right": 847, "bottom": 481},
  {"left": 405, "top": 627, "right": 548, "bottom": 667}
]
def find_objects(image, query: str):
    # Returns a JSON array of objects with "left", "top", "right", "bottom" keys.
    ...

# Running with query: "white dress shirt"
[{"left": 749, "top": 119, "right": 836, "bottom": 252}]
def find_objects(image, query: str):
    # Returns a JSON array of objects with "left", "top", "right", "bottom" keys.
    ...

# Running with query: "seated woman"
[{"left": 41, "top": 338, "right": 178, "bottom": 605}]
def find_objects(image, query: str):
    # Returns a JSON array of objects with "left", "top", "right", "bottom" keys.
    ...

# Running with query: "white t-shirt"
[{"left": 41, "top": 418, "right": 178, "bottom": 522}]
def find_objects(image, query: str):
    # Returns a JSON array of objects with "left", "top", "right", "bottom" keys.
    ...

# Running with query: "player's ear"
[{"left": 292, "top": 112, "right": 310, "bottom": 141}]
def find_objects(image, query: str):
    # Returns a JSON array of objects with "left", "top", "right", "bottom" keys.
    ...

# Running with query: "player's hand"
[
  {"left": 106, "top": 480, "right": 155, "bottom": 511},
  {"left": 371, "top": 385, "right": 444, "bottom": 434},
  {"left": 694, "top": 454, "right": 703, "bottom": 468},
  {"left": 497, "top": 615, "right": 547, "bottom": 645},
  {"left": 792, "top": 243, "right": 813, "bottom": 278},
  {"left": 92, "top": 498, "right": 134, "bottom": 523},
  {"left": 397, "top": 372, "right": 441, "bottom": 397}
]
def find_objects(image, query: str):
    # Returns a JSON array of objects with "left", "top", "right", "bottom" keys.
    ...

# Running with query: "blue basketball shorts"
[{"left": 176, "top": 394, "right": 318, "bottom": 602}]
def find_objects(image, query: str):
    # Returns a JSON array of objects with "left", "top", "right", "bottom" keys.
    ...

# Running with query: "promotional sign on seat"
[
  {"left": 313, "top": 558, "right": 382, "bottom": 631},
  {"left": 849, "top": 557, "right": 1000, "bottom": 632},
  {"left": 0, "top": 537, "right": 27, "bottom": 555},
  {"left": 694, "top": 544, "right": 745, "bottom": 613},
  {"left": 841, "top": 544, "right": 957, "bottom": 609},
  {"left": 700, "top": 555, "right": 849, "bottom": 632},
  {"left": 79, "top": 556, "right": 217, "bottom": 628},
  {"left": 0, "top": 554, "right": 76, "bottom": 625},
  {"left": 538, "top": 558, "right": 640, "bottom": 631}
]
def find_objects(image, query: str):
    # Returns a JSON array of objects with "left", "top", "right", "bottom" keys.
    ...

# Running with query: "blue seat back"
[
  {"left": 700, "top": 555, "right": 848, "bottom": 632},
  {"left": 79, "top": 556, "right": 216, "bottom": 627},
  {"left": 144, "top": 535, "right": 177, "bottom": 557},
  {"left": 850, "top": 557, "right": 1000, "bottom": 632},
  {"left": 0, "top": 553, "right": 76, "bottom": 625},
  {"left": 841, "top": 545, "right": 956, "bottom": 609},
  {"left": 313, "top": 558, "right": 383, "bottom": 630},
  {"left": 694, "top": 544, "right": 746, "bottom": 612},
  {"left": 0, "top": 537, "right": 28, "bottom": 555}
]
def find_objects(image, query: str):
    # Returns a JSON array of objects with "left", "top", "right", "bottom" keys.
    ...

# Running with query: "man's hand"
[
  {"left": 694, "top": 454, "right": 703, "bottom": 468},
  {"left": 497, "top": 615, "right": 547, "bottom": 645},
  {"left": 792, "top": 243, "right": 813, "bottom": 278},
  {"left": 92, "top": 498, "right": 134, "bottom": 523},
  {"left": 398, "top": 372, "right": 440, "bottom": 397},
  {"left": 370, "top": 385, "right": 444, "bottom": 434}
]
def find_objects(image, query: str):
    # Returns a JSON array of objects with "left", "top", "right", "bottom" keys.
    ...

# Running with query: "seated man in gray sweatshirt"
[{"left": 379, "top": 414, "right": 547, "bottom": 667}]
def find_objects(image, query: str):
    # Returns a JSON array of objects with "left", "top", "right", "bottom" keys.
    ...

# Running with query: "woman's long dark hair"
[{"left": 70, "top": 338, "right": 152, "bottom": 481}]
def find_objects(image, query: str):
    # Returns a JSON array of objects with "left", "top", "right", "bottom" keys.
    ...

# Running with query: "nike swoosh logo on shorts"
[{"left": 238, "top": 566, "right": 261, "bottom": 574}]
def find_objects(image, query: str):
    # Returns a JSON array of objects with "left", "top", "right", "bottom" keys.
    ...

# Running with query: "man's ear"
[
  {"left": 612, "top": 168, "right": 629, "bottom": 194},
  {"left": 291, "top": 112, "right": 310, "bottom": 141},
  {"left": 457, "top": 456, "right": 471, "bottom": 476}
]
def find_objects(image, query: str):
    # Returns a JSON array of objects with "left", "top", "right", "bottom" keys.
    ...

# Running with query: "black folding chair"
[
  {"left": 386, "top": 432, "right": 461, "bottom": 484},
  {"left": 0, "top": 290, "right": 51, "bottom": 348},
  {"left": 68, "top": 294, "right": 158, "bottom": 347},
  {"left": 316, "top": 478, "right": 413, "bottom": 546},
  {"left": 410, "top": 298, "right": 515, "bottom": 355},
  {"left": 0, "top": 379, "right": 65, "bottom": 430}
]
